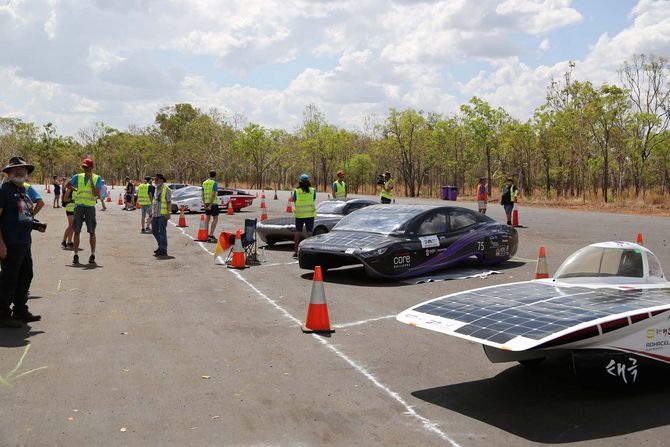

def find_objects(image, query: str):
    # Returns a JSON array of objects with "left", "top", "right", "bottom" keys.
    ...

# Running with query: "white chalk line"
[
  {"left": 170, "top": 220, "right": 460, "bottom": 446},
  {"left": 333, "top": 314, "right": 397, "bottom": 329}
]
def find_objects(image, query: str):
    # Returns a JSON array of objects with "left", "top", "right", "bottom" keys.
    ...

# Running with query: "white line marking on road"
[
  {"left": 333, "top": 314, "right": 397, "bottom": 329},
  {"left": 172, "top": 221, "right": 461, "bottom": 446}
]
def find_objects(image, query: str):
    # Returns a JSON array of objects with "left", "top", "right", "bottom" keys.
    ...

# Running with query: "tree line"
[{"left": 1, "top": 54, "right": 669, "bottom": 203}]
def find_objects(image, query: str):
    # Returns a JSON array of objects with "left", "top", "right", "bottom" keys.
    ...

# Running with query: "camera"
[
  {"left": 32, "top": 219, "right": 47, "bottom": 232},
  {"left": 376, "top": 174, "right": 385, "bottom": 186}
]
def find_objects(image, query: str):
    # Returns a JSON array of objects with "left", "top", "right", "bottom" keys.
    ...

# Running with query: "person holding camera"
[
  {"left": 0, "top": 157, "right": 43, "bottom": 328},
  {"left": 379, "top": 171, "right": 394, "bottom": 204}
]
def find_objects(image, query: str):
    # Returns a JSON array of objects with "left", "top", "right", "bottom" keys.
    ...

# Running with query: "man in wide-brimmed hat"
[
  {"left": 0, "top": 156, "right": 42, "bottom": 327},
  {"left": 66, "top": 158, "right": 102, "bottom": 265}
]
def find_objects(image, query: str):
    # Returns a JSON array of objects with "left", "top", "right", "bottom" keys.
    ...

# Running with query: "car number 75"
[{"left": 477, "top": 241, "right": 485, "bottom": 251}]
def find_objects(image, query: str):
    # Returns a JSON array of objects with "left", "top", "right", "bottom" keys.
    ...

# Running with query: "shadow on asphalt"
[
  {"left": 66, "top": 264, "right": 104, "bottom": 270},
  {"left": 0, "top": 326, "right": 44, "bottom": 348},
  {"left": 412, "top": 354, "right": 670, "bottom": 443},
  {"left": 299, "top": 259, "right": 527, "bottom": 288}
]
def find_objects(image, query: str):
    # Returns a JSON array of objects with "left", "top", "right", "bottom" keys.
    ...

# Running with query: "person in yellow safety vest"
[
  {"left": 201, "top": 170, "right": 219, "bottom": 243},
  {"left": 151, "top": 174, "right": 171, "bottom": 257},
  {"left": 380, "top": 171, "right": 394, "bottom": 204},
  {"left": 500, "top": 177, "right": 518, "bottom": 226},
  {"left": 292, "top": 174, "right": 316, "bottom": 258},
  {"left": 65, "top": 158, "right": 102, "bottom": 265},
  {"left": 61, "top": 189, "right": 77, "bottom": 248},
  {"left": 137, "top": 176, "right": 155, "bottom": 233},
  {"left": 332, "top": 170, "right": 347, "bottom": 199}
]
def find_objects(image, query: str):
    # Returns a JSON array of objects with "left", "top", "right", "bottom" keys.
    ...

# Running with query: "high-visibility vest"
[
  {"left": 294, "top": 187, "right": 316, "bottom": 218},
  {"left": 137, "top": 183, "right": 151, "bottom": 205},
  {"left": 74, "top": 173, "right": 100, "bottom": 207},
  {"left": 380, "top": 180, "right": 393, "bottom": 200},
  {"left": 65, "top": 191, "right": 77, "bottom": 212},
  {"left": 153, "top": 184, "right": 169, "bottom": 216},
  {"left": 202, "top": 178, "right": 217, "bottom": 204},
  {"left": 333, "top": 180, "right": 347, "bottom": 198}
]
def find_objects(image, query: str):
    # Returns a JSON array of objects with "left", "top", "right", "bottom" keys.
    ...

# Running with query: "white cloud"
[{"left": 0, "top": 0, "right": 665, "bottom": 135}]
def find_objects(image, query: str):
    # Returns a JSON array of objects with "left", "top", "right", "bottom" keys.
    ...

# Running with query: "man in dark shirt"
[
  {"left": 0, "top": 157, "right": 43, "bottom": 328},
  {"left": 124, "top": 177, "right": 135, "bottom": 211}
]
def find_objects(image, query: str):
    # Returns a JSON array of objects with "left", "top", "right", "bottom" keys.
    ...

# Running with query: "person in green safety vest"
[
  {"left": 137, "top": 176, "right": 155, "bottom": 233},
  {"left": 500, "top": 177, "right": 518, "bottom": 226},
  {"left": 292, "top": 174, "right": 316, "bottom": 258},
  {"left": 380, "top": 171, "right": 394, "bottom": 204},
  {"left": 201, "top": 170, "right": 219, "bottom": 243},
  {"left": 332, "top": 170, "right": 347, "bottom": 199},
  {"left": 66, "top": 158, "right": 102, "bottom": 265},
  {"left": 61, "top": 188, "right": 76, "bottom": 249},
  {"left": 151, "top": 174, "right": 172, "bottom": 257}
]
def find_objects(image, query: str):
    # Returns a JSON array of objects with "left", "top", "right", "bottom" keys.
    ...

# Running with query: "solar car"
[
  {"left": 170, "top": 187, "right": 254, "bottom": 213},
  {"left": 397, "top": 241, "right": 670, "bottom": 385},
  {"left": 298, "top": 204, "right": 518, "bottom": 279},
  {"left": 257, "top": 198, "right": 377, "bottom": 246}
]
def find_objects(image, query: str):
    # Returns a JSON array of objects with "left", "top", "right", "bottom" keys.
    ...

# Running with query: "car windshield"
[
  {"left": 333, "top": 206, "right": 421, "bottom": 234},
  {"left": 316, "top": 201, "right": 346, "bottom": 215},
  {"left": 173, "top": 186, "right": 201, "bottom": 199},
  {"left": 555, "top": 246, "right": 644, "bottom": 279}
]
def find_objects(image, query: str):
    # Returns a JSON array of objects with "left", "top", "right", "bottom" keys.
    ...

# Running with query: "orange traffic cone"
[
  {"left": 302, "top": 266, "right": 334, "bottom": 333},
  {"left": 261, "top": 209, "right": 268, "bottom": 221},
  {"left": 177, "top": 207, "right": 188, "bottom": 227},
  {"left": 117, "top": 193, "right": 123, "bottom": 205},
  {"left": 227, "top": 230, "right": 246, "bottom": 269},
  {"left": 227, "top": 202, "right": 234, "bottom": 215},
  {"left": 273, "top": 190, "right": 278, "bottom": 200},
  {"left": 196, "top": 214, "right": 208, "bottom": 241},
  {"left": 534, "top": 246, "right": 549, "bottom": 279},
  {"left": 106, "top": 195, "right": 111, "bottom": 202},
  {"left": 636, "top": 233, "right": 644, "bottom": 245},
  {"left": 512, "top": 209, "right": 520, "bottom": 227},
  {"left": 260, "top": 194, "right": 266, "bottom": 209},
  {"left": 285, "top": 196, "right": 293, "bottom": 213}
]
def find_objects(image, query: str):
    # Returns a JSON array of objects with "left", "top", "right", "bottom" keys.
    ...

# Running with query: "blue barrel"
[
  {"left": 440, "top": 186, "right": 450, "bottom": 200},
  {"left": 448, "top": 187, "right": 459, "bottom": 201}
]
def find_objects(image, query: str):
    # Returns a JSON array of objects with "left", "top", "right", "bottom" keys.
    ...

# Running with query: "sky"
[{"left": 0, "top": 0, "right": 668, "bottom": 136}]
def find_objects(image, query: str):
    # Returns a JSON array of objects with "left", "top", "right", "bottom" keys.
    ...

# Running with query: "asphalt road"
[{"left": 1, "top": 188, "right": 669, "bottom": 447}]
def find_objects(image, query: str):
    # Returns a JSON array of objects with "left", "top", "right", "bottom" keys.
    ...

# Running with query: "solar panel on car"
[{"left": 402, "top": 282, "right": 670, "bottom": 350}]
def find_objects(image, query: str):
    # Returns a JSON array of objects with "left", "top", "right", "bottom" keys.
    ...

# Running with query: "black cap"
[
  {"left": 155, "top": 173, "right": 166, "bottom": 181},
  {"left": 145, "top": 176, "right": 152, "bottom": 181}
]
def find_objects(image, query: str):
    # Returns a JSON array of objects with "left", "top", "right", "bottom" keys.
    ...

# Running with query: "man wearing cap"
[
  {"left": 292, "top": 174, "right": 316, "bottom": 258},
  {"left": 332, "top": 170, "right": 347, "bottom": 199},
  {"left": 0, "top": 157, "right": 43, "bottom": 327},
  {"left": 137, "top": 176, "right": 155, "bottom": 233},
  {"left": 66, "top": 158, "right": 102, "bottom": 265},
  {"left": 151, "top": 174, "right": 171, "bottom": 257}
]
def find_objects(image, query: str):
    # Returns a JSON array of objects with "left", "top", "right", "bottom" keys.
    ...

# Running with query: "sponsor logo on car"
[{"left": 393, "top": 253, "right": 411, "bottom": 269}]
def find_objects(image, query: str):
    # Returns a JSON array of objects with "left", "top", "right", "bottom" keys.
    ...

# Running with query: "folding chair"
[{"left": 224, "top": 219, "right": 259, "bottom": 265}]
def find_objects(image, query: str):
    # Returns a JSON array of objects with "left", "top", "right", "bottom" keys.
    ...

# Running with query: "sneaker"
[
  {"left": 154, "top": 248, "right": 161, "bottom": 254},
  {"left": 207, "top": 235, "right": 217, "bottom": 243},
  {"left": 67, "top": 242, "right": 74, "bottom": 247},
  {"left": 154, "top": 249, "right": 167, "bottom": 257},
  {"left": 12, "top": 311, "right": 41, "bottom": 323},
  {"left": 61, "top": 240, "right": 67, "bottom": 248},
  {"left": 72, "top": 254, "right": 80, "bottom": 265},
  {"left": 88, "top": 254, "right": 96, "bottom": 264},
  {"left": 292, "top": 252, "right": 298, "bottom": 258},
  {"left": 141, "top": 228, "right": 146, "bottom": 233},
  {"left": 0, "top": 316, "right": 22, "bottom": 328}
]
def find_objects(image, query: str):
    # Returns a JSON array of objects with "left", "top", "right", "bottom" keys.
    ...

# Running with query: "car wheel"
[
  {"left": 265, "top": 238, "right": 276, "bottom": 246},
  {"left": 312, "top": 226, "right": 328, "bottom": 236}
]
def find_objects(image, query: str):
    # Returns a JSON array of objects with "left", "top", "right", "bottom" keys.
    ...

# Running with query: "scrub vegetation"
[{"left": 1, "top": 54, "right": 669, "bottom": 207}]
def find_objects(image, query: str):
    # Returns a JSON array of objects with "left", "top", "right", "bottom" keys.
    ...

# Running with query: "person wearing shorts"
[
  {"left": 61, "top": 188, "right": 76, "bottom": 249},
  {"left": 137, "top": 176, "right": 155, "bottom": 232},
  {"left": 52, "top": 176, "right": 61, "bottom": 208},
  {"left": 124, "top": 177, "right": 135, "bottom": 210},
  {"left": 202, "top": 171, "right": 219, "bottom": 242},
  {"left": 292, "top": 174, "right": 316, "bottom": 258},
  {"left": 67, "top": 159, "right": 102, "bottom": 265},
  {"left": 476, "top": 177, "right": 488, "bottom": 214}
]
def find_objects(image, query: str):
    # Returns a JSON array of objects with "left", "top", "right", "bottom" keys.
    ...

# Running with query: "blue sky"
[{"left": 0, "top": 0, "right": 668, "bottom": 135}]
